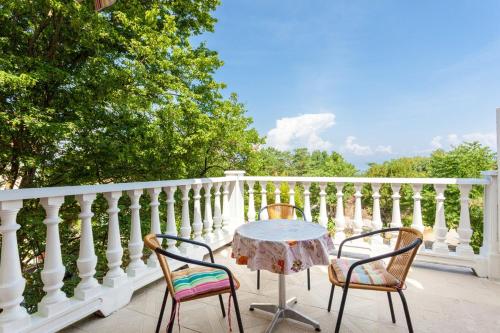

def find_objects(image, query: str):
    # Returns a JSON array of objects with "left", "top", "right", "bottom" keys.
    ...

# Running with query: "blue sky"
[{"left": 199, "top": 0, "right": 499, "bottom": 168}]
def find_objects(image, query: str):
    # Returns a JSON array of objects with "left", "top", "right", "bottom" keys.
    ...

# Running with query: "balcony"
[{"left": 1, "top": 170, "right": 500, "bottom": 332}]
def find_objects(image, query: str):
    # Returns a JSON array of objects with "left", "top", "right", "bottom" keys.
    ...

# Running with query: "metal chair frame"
[
  {"left": 327, "top": 227, "right": 423, "bottom": 333},
  {"left": 148, "top": 234, "right": 244, "bottom": 333}
]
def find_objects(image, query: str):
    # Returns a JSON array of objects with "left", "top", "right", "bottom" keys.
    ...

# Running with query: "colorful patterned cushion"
[
  {"left": 171, "top": 267, "right": 231, "bottom": 301},
  {"left": 331, "top": 258, "right": 399, "bottom": 286}
]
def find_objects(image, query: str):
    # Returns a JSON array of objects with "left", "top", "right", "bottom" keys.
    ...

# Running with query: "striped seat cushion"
[
  {"left": 171, "top": 267, "right": 231, "bottom": 301},
  {"left": 331, "top": 258, "right": 399, "bottom": 286}
]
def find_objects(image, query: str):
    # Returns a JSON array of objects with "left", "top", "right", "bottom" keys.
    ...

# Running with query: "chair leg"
[
  {"left": 230, "top": 289, "right": 245, "bottom": 332},
  {"left": 307, "top": 268, "right": 311, "bottom": 290},
  {"left": 257, "top": 270, "right": 260, "bottom": 290},
  {"left": 387, "top": 292, "right": 396, "bottom": 323},
  {"left": 397, "top": 289, "right": 414, "bottom": 333},
  {"left": 327, "top": 284, "right": 335, "bottom": 312},
  {"left": 156, "top": 287, "right": 169, "bottom": 333},
  {"left": 167, "top": 298, "right": 177, "bottom": 333},
  {"left": 218, "top": 294, "right": 226, "bottom": 318},
  {"left": 335, "top": 286, "right": 349, "bottom": 333}
]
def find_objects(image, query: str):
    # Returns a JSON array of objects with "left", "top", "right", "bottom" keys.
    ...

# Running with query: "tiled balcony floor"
[{"left": 61, "top": 247, "right": 500, "bottom": 333}]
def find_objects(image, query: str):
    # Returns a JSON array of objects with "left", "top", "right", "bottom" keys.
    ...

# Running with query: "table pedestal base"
[{"left": 250, "top": 274, "right": 321, "bottom": 333}]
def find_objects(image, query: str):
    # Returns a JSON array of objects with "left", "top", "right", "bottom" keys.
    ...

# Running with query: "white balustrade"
[
  {"left": 259, "top": 181, "right": 268, "bottom": 220},
  {"left": 147, "top": 188, "right": 162, "bottom": 267},
  {"left": 303, "top": 182, "right": 312, "bottom": 222},
  {"left": 75, "top": 194, "right": 99, "bottom": 300},
  {"left": 390, "top": 184, "right": 402, "bottom": 228},
  {"left": 411, "top": 184, "right": 424, "bottom": 232},
  {"left": 213, "top": 182, "right": 224, "bottom": 239},
  {"left": 0, "top": 200, "right": 29, "bottom": 331},
  {"left": 353, "top": 184, "right": 363, "bottom": 234},
  {"left": 288, "top": 182, "right": 297, "bottom": 219},
  {"left": 0, "top": 170, "right": 498, "bottom": 333},
  {"left": 457, "top": 184, "right": 474, "bottom": 257},
  {"left": 274, "top": 181, "right": 281, "bottom": 203},
  {"left": 203, "top": 183, "right": 215, "bottom": 242},
  {"left": 164, "top": 186, "right": 180, "bottom": 254},
  {"left": 39, "top": 197, "right": 68, "bottom": 316},
  {"left": 247, "top": 181, "right": 256, "bottom": 222},
  {"left": 179, "top": 185, "right": 192, "bottom": 253},
  {"left": 334, "top": 183, "right": 346, "bottom": 242},
  {"left": 319, "top": 183, "right": 328, "bottom": 227},
  {"left": 222, "top": 181, "right": 231, "bottom": 231},
  {"left": 103, "top": 192, "right": 126, "bottom": 287},
  {"left": 432, "top": 184, "right": 449, "bottom": 254},
  {"left": 126, "top": 190, "right": 146, "bottom": 276},
  {"left": 192, "top": 184, "right": 203, "bottom": 242}
]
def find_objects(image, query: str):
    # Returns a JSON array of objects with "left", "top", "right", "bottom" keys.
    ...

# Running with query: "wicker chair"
[
  {"left": 327, "top": 227, "right": 423, "bottom": 333},
  {"left": 256, "top": 203, "right": 311, "bottom": 290},
  {"left": 144, "top": 234, "right": 244, "bottom": 333}
]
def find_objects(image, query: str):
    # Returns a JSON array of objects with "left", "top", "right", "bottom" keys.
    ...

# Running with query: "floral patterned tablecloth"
[{"left": 232, "top": 220, "right": 335, "bottom": 274}]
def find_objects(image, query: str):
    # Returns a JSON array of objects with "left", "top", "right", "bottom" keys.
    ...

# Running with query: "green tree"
[
  {"left": 0, "top": 0, "right": 261, "bottom": 313},
  {"left": 0, "top": 0, "right": 261, "bottom": 188}
]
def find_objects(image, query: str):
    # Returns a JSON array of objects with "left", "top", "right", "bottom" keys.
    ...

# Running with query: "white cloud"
[
  {"left": 429, "top": 132, "right": 496, "bottom": 150},
  {"left": 344, "top": 136, "right": 372, "bottom": 155},
  {"left": 375, "top": 145, "right": 393, "bottom": 154},
  {"left": 266, "top": 113, "right": 335, "bottom": 151},
  {"left": 431, "top": 136, "right": 443, "bottom": 149},
  {"left": 343, "top": 136, "right": 393, "bottom": 156},
  {"left": 462, "top": 132, "right": 496, "bottom": 148}
]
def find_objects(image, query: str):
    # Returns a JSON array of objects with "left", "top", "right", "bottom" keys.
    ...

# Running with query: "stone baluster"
[
  {"left": 192, "top": 184, "right": 204, "bottom": 242},
  {"left": 259, "top": 181, "right": 268, "bottom": 220},
  {"left": 370, "top": 184, "right": 383, "bottom": 246},
  {"left": 274, "top": 181, "right": 281, "bottom": 204},
  {"left": 147, "top": 188, "right": 163, "bottom": 267},
  {"left": 457, "top": 184, "right": 474, "bottom": 257},
  {"left": 390, "top": 184, "right": 402, "bottom": 228},
  {"left": 371, "top": 184, "right": 383, "bottom": 230},
  {"left": 0, "top": 200, "right": 29, "bottom": 330},
  {"left": 38, "top": 197, "right": 68, "bottom": 316},
  {"left": 126, "top": 190, "right": 146, "bottom": 277},
  {"left": 319, "top": 183, "right": 328, "bottom": 227},
  {"left": 432, "top": 184, "right": 449, "bottom": 254},
  {"left": 203, "top": 182, "right": 215, "bottom": 243},
  {"left": 164, "top": 186, "right": 180, "bottom": 254},
  {"left": 288, "top": 182, "right": 297, "bottom": 219},
  {"left": 179, "top": 185, "right": 192, "bottom": 253},
  {"left": 222, "top": 181, "right": 231, "bottom": 232},
  {"left": 334, "top": 183, "right": 346, "bottom": 242},
  {"left": 411, "top": 184, "right": 424, "bottom": 232},
  {"left": 247, "top": 181, "right": 256, "bottom": 222},
  {"left": 212, "top": 183, "right": 224, "bottom": 240},
  {"left": 353, "top": 184, "right": 363, "bottom": 235},
  {"left": 75, "top": 194, "right": 99, "bottom": 300},
  {"left": 303, "top": 182, "right": 312, "bottom": 222},
  {"left": 103, "top": 192, "right": 126, "bottom": 287}
]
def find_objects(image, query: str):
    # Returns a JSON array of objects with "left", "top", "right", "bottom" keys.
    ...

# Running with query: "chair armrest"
[
  {"left": 343, "top": 238, "right": 422, "bottom": 288},
  {"left": 337, "top": 227, "right": 400, "bottom": 258},
  {"left": 155, "top": 234, "right": 216, "bottom": 263},
  {"left": 295, "top": 207, "right": 306, "bottom": 221},
  {"left": 155, "top": 247, "right": 238, "bottom": 291}
]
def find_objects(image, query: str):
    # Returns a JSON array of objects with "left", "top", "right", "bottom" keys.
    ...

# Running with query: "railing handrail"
[
  {"left": 243, "top": 175, "right": 490, "bottom": 185},
  {"left": 0, "top": 176, "right": 230, "bottom": 201}
]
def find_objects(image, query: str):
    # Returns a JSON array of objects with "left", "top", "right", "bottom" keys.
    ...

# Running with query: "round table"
[{"left": 232, "top": 220, "right": 334, "bottom": 332}]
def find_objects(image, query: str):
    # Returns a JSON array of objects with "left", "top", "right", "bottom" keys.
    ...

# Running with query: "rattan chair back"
[
  {"left": 144, "top": 234, "right": 175, "bottom": 295},
  {"left": 266, "top": 203, "right": 296, "bottom": 220},
  {"left": 386, "top": 228, "right": 423, "bottom": 284}
]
